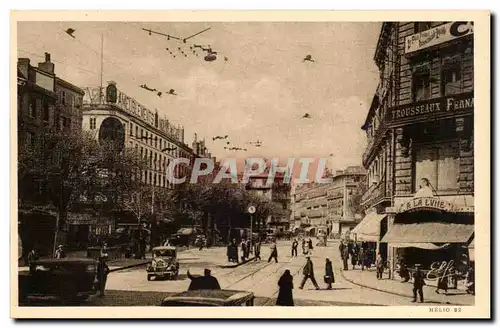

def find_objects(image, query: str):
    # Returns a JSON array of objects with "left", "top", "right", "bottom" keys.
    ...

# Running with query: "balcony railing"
[
  {"left": 362, "top": 120, "right": 388, "bottom": 166},
  {"left": 361, "top": 175, "right": 391, "bottom": 207}
]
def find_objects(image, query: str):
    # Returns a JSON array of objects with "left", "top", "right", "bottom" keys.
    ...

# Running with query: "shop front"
[
  {"left": 351, "top": 210, "right": 387, "bottom": 265},
  {"left": 383, "top": 196, "right": 474, "bottom": 289}
]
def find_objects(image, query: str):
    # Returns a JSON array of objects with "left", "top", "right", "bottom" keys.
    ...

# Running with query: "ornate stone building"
[{"left": 355, "top": 22, "right": 474, "bottom": 283}]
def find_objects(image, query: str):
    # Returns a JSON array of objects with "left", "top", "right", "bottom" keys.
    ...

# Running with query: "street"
[{"left": 93, "top": 239, "right": 415, "bottom": 306}]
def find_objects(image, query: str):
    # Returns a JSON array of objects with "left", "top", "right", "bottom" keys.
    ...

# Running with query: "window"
[
  {"left": 43, "top": 100, "right": 49, "bottom": 122},
  {"left": 441, "top": 56, "right": 462, "bottom": 96},
  {"left": 154, "top": 136, "right": 158, "bottom": 148},
  {"left": 414, "top": 141, "right": 460, "bottom": 192},
  {"left": 61, "top": 91, "right": 66, "bottom": 105},
  {"left": 154, "top": 174, "right": 157, "bottom": 186},
  {"left": 28, "top": 97, "right": 37, "bottom": 118},
  {"left": 154, "top": 153, "right": 157, "bottom": 170},
  {"left": 159, "top": 139, "right": 162, "bottom": 149},
  {"left": 25, "top": 131, "right": 34, "bottom": 148},
  {"left": 415, "top": 22, "right": 444, "bottom": 33},
  {"left": 136, "top": 126, "right": 139, "bottom": 137},
  {"left": 412, "top": 71, "right": 431, "bottom": 102},
  {"left": 90, "top": 117, "right": 96, "bottom": 130},
  {"left": 149, "top": 172, "right": 153, "bottom": 185},
  {"left": 130, "top": 122, "right": 133, "bottom": 136}
]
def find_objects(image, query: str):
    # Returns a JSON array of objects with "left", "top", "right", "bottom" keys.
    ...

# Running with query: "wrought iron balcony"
[
  {"left": 362, "top": 120, "right": 389, "bottom": 167},
  {"left": 360, "top": 175, "right": 391, "bottom": 208}
]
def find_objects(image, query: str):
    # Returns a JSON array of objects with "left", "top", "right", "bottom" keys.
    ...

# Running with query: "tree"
[{"left": 348, "top": 176, "right": 368, "bottom": 216}]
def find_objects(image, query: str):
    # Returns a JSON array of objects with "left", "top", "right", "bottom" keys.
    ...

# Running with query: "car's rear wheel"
[{"left": 147, "top": 275, "right": 152, "bottom": 281}]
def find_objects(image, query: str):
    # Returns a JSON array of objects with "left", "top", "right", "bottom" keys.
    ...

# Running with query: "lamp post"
[{"left": 247, "top": 205, "right": 256, "bottom": 248}]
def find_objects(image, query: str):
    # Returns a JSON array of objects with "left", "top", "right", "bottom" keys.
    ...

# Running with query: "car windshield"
[{"left": 154, "top": 250, "right": 175, "bottom": 257}]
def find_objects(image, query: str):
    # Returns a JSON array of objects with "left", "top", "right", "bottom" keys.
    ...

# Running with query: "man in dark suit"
[{"left": 412, "top": 264, "right": 425, "bottom": 303}]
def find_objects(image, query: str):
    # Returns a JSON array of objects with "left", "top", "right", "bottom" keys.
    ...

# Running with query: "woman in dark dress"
[
  {"left": 325, "top": 258, "right": 335, "bottom": 289},
  {"left": 276, "top": 269, "right": 294, "bottom": 306}
]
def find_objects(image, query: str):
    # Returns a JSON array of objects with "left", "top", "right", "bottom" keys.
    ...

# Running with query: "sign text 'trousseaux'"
[{"left": 387, "top": 92, "right": 473, "bottom": 123}]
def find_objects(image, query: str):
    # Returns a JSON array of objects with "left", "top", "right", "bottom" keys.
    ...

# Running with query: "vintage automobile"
[
  {"left": 18, "top": 258, "right": 99, "bottom": 303},
  {"left": 147, "top": 246, "right": 179, "bottom": 281},
  {"left": 160, "top": 289, "right": 255, "bottom": 306}
]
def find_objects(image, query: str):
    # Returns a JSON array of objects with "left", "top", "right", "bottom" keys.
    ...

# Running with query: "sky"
[{"left": 17, "top": 21, "right": 380, "bottom": 173}]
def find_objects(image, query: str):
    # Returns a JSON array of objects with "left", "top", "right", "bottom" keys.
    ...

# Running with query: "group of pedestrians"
[{"left": 276, "top": 255, "right": 336, "bottom": 306}]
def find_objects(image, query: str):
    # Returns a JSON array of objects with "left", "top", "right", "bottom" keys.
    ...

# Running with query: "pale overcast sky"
[{"left": 17, "top": 21, "right": 380, "bottom": 172}]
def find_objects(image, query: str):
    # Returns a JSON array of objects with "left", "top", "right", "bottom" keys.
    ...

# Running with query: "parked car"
[
  {"left": 147, "top": 246, "right": 179, "bottom": 281},
  {"left": 160, "top": 289, "right": 255, "bottom": 306},
  {"left": 18, "top": 258, "right": 99, "bottom": 303}
]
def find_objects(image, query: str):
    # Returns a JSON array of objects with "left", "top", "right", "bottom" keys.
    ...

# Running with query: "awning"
[
  {"left": 351, "top": 212, "right": 387, "bottom": 242},
  {"left": 381, "top": 222, "right": 474, "bottom": 243},
  {"left": 389, "top": 243, "right": 451, "bottom": 250}
]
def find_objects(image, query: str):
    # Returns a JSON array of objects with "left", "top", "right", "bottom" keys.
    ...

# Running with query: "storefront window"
[{"left": 414, "top": 141, "right": 460, "bottom": 192}]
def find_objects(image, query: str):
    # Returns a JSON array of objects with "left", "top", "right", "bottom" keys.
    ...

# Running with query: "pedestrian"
[
  {"left": 398, "top": 260, "right": 410, "bottom": 283},
  {"left": 466, "top": 266, "right": 475, "bottom": 295},
  {"left": 27, "top": 248, "right": 39, "bottom": 273},
  {"left": 198, "top": 237, "right": 204, "bottom": 251},
  {"left": 308, "top": 238, "right": 314, "bottom": 251},
  {"left": 358, "top": 247, "right": 365, "bottom": 271},
  {"left": 342, "top": 247, "right": 349, "bottom": 271},
  {"left": 187, "top": 268, "right": 221, "bottom": 291},
  {"left": 291, "top": 239, "right": 298, "bottom": 257},
  {"left": 412, "top": 264, "right": 425, "bottom": 303},
  {"left": 246, "top": 239, "right": 252, "bottom": 257},
  {"left": 254, "top": 240, "right": 261, "bottom": 261},
  {"left": 226, "top": 242, "right": 232, "bottom": 262},
  {"left": 301, "top": 239, "right": 306, "bottom": 255},
  {"left": 324, "top": 258, "right": 335, "bottom": 290},
  {"left": 97, "top": 253, "right": 109, "bottom": 297},
  {"left": 268, "top": 241, "right": 278, "bottom": 263},
  {"left": 54, "top": 245, "right": 67, "bottom": 259},
  {"left": 241, "top": 239, "right": 247, "bottom": 262},
  {"left": 276, "top": 269, "right": 294, "bottom": 306},
  {"left": 339, "top": 241, "right": 345, "bottom": 257},
  {"left": 351, "top": 249, "right": 358, "bottom": 270},
  {"left": 299, "top": 255, "right": 320, "bottom": 290},
  {"left": 436, "top": 274, "right": 449, "bottom": 294},
  {"left": 376, "top": 253, "right": 384, "bottom": 279}
]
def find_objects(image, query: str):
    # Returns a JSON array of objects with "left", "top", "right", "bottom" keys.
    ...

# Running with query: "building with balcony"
[
  {"left": 244, "top": 171, "right": 292, "bottom": 234},
  {"left": 354, "top": 22, "right": 475, "bottom": 283},
  {"left": 17, "top": 53, "right": 85, "bottom": 257},
  {"left": 292, "top": 166, "right": 365, "bottom": 238},
  {"left": 79, "top": 81, "right": 209, "bottom": 237}
]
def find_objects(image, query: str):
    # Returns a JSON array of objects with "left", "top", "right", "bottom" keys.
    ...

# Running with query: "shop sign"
[
  {"left": 398, "top": 197, "right": 458, "bottom": 213},
  {"left": 387, "top": 92, "right": 473, "bottom": 123},
  {"left": 405, "top": 22, "right": 473, "bottom": 54}
]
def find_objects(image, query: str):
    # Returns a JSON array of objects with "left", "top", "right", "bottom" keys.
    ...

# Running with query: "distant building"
[
  {"left": 291, "top": 166, "right": 366, "bottom": 238},
  {"left": 79, "top": 81, "right": 208, "bottom": 238},
  {"left": 244, "top": 170, "right": 292, "bottom": 234}
]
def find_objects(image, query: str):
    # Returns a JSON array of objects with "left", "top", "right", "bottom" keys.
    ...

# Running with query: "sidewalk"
[{"left": 341, "top": 267, "right": 474, "bottom": 306}]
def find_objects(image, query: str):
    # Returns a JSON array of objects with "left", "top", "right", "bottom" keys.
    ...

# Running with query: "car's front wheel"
[{"left": 147, "top": 275, "right": 152, "bottom": 281}]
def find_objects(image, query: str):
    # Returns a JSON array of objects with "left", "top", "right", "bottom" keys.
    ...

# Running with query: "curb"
[
  {"left": 217, "top": 257, "right": 256, "bottom": 268},
  {"left": 339, "top": 270, "right": 468, "bottom": 306},
  {"left": 109, "top": 260, "right": 150, "bottom": 273}
]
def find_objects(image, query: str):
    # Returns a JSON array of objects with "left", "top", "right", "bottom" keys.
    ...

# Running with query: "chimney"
[
  {"left": 18, "top": 58, "right": 31, "bottom": 79},
  {"left": 38, "top": 52, "right": 55, "bottom": 74}
]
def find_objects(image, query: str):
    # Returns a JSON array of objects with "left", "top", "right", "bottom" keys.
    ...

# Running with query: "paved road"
[
  {"left": 19, "top": 240, "right": 423, "bottom": 306},
  {"left": 100, "top": 239, "right": 416, "bottom": 306}
]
